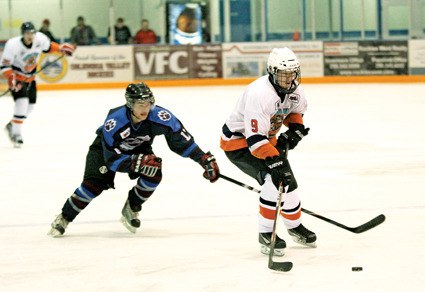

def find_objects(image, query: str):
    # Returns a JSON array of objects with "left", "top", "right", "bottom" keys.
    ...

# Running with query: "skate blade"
[
  {"left": 290, "top": 236, "right": 317, "bottom": 248},
  {"left": 120, "top": 216, "right": 137, "bottom": 234},
  {"left": 260, "top": 245, "right": 285, "bottom": 256},
  {"left": 13, "top": 142, "right": 23, "bottom": 149},
  {"left": 47, "top": 228, "right": 63, "bottom": 238}
]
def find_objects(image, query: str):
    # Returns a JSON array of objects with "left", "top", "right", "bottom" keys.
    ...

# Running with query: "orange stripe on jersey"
[
  {"left": 2, "top": 69, "right": 13, "bottom": 79},
  {"left": 49, "top": 42, "right": 60, "bottom": 53},
  {"left": 251, "top": 143, "right": 279, "bottom": 159},
  {"left": 281, "top": 209, "right": 301, "bottom": 221},
  {"left": 259, "top": 206, "right": 275, "bottom": 220},
  {"left": 283, "top": 113, "right": 303, "bottom": 127},
  {"left": 220, "top": 137, "right": 248, "bottom": 151}
]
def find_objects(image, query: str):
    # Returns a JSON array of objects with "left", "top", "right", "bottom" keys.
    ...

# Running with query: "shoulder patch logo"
[
  {"left": 288, "top": 94, "right": 300, "bottom": 104},
  {"left": 120, "top": 127, "right": 130, "bottom": 139},
  {"left": 104, "top": 119, "right": 117, "bottom": 132},
  {"left": 158, "top": 110, "right": 171, "bottom": 121}
]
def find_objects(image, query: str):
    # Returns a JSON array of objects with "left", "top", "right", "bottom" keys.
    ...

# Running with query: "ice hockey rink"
[{"left": 0, "top": 83, "right": 424, "bottom": 291}]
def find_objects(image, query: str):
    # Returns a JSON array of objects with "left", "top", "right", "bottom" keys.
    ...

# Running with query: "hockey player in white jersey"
[
  {"left": 1, "top": 22, "right": 74, "bottom": 147},
  {"left": 221, "top": 47, "right": 316, "bottom": 256}
]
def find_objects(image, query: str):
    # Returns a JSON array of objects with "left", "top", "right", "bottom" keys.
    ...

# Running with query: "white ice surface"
[{"left": 0, "top": 83, "right": 424, "bottom": 291}]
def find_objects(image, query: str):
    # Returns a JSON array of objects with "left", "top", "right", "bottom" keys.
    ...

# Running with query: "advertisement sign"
[
  {"left": 324, "top": 41, "right": 408, "bottom": 76},
  {"left": 37, "top": 45, "right": 133, "bottom": 84},
  {"left": 408, "top": 40, "right": 425, "bottom": 75},
  {"left": 134, "top": 45, "right": 189, "bottom": 80},
  {"left": 134, "top": 44, "right": 222, "bottom": 79},
  {"left": 188, "top": 45, "right": 222, "bottom": 78},
  {"left": 222, "top": 41, "right": 323, "bottom": 78}
]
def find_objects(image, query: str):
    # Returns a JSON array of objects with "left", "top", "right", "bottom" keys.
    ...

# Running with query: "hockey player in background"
[
  {"left": 220, "top": 47, "right": 316, "bottom": 256},
  {"left": 1, "top": 21, "right": 74, "bottom": 148},
  {"left": 48, "top": 82, "right": 220, "bottom": 237}
]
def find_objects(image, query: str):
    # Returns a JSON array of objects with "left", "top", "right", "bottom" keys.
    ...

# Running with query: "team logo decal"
[
  {"left": 275, "top": 108, "right": 290, "bottom": 115},
  {"left": 288, "top": 94, "right": 300, "bottom": 104},
  {"left": 270, "top": 114, "right": 284, "bottom": 131},
  {"left": 120, "top": 127, "right": 130, "bottom": 139},
  {"left": 99, "top": 166, "right": 108, "bottom": 174},
  {"left": 120, "top": 135, "right": 151, "bottom": 151},
  {"left": 158, "top": 110, "right": 171, "bottom": 121},
  {"left": 2, "top": 58, "right": 11, "bottom": 66},
  {"left": 104, "top": 119, "right": 117, "bottom": 132},
  {"left": 37, "top": 52, "right": 68, "bottom": 83},
  {"left": 23, "top": 53, "right": 38, "bottom": 72}
]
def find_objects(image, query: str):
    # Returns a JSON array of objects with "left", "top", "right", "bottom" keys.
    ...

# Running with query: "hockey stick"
[
  {"left": 0, "top": 54, "right": 65, "bottom": 98},
  {"left": 266, "top": 145, "right": 292, "bottom": 272},
  {"left": 268, "top": 182, "right": 293, "bottom": 272},
  {"left": 218, "top": 174, "right": 385, "bottom": 234},
  {"left": 301, "top": 208, "right": 385, "bottom": 234}
]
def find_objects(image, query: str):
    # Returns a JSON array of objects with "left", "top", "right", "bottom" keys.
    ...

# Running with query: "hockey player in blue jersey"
[{"left": 48, "top": 82, "right": 220, "bottom": 236}]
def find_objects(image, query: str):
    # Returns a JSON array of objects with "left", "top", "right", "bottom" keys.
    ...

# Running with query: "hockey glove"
[
  {"left": 8, "top": 73, "right": 22, "bottom": 92},
  {"left": 200, "top": 152, "right": 220, "bottom": 183},
  {"left": 59, "top": 43, "right": 75, "bottom": 56},
  {"left": 265, "top": 156, "right": 297, "bottom": 192},
  {"left": 277, "top": 123, "right": 310, "bottom": 150},
  {"left": 130, "top": 154, "right": 162, "bottom": 177}
]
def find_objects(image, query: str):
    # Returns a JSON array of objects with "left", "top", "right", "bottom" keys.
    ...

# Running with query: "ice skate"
[
  {"left": 259, "top": 232, "right": 286, "bottom": 256},
  {"left": 47, "top": 214, "right": 69, "bottom": 237},
  {"left": 11, "top": 135, "right": 23, "bottom": 148},
  {"left": 4, "top": 122, "right": 23, "bottom": 148},
  {"left": 120, "top": 199, "right": 141, "bottom": 234},
  {"left": 287, "top": 224, "right": 317, "bottom": 247}
]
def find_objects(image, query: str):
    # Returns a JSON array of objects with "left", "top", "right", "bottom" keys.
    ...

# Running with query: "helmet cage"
[{"left": 269, "top": 66, "right": 301, "bottom": 95}]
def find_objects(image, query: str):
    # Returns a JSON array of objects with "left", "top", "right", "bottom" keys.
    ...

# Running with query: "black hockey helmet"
[
  {"left": 125, "top": 82, "right": 155, "bottom": 109},
  {"left": 21, "top": 22, "right": 36, "bottom": 34}
]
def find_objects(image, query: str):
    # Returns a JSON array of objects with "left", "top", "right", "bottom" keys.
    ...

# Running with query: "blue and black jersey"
[{"left": 96, "top": 105, "right": 204, "bottom": 173}]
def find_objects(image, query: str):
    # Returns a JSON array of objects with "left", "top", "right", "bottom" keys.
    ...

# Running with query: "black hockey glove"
[
  {"left": 200, "top": 152, "right": 220, "bottom": 183},
  {"left": 277, "top": 123, "right": 310, "bottom": 150},
  {"left": 130, "top": 154, "right": 162, "bottom": 177},
  {"left": 265, "top": 156, "right": 297, "bottom": 192}
]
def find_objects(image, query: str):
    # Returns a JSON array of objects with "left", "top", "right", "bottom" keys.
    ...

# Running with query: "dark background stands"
[
  {"left": 134, "top": 19, "right": 157, "bottom": 44},
  {"left": 108, "top": 17, "right": 132, "bottom": 44},
  {"left": 70, "top": 16, "right": 99, "bottom": 46},
  {"left": 39, "top": 19, "right": 56, "bottom": 42}
]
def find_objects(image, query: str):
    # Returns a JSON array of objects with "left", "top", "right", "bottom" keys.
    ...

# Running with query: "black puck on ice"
[{"left": 352, "top": 267, "right": 363, "bottom": 271}]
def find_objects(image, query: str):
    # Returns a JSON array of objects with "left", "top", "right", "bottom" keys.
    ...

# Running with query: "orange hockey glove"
[
  {"left": 8, "top": 73, "right": 23, "bottom": 92},
  {"left": 59, "top": 43, "right": 75, "bottom": 56}
]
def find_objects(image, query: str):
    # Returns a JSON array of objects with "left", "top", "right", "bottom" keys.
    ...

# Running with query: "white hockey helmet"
[{"left": 267, "top": 47, "right": 301, "bottom": 95}]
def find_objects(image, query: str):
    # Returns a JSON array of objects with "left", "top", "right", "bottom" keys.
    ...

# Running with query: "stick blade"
[
  {"left": 352, "top": 214, "right": 386, "bottom": 233},
  {"left": 268, "top": 261, "right": 293, "bottom": 272}
]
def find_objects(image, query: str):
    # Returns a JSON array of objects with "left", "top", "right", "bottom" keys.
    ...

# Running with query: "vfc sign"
[{"left": 134, "top": 46, "right": 189, "bottom": 79}]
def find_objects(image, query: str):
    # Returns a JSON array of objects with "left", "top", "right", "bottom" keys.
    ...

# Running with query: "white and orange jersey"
[
  {"left": 220, "top": 75, "right": 307, "bottom": 160},
  {"left": 0, "top": 32, "right": 59, "bottom": 82}
]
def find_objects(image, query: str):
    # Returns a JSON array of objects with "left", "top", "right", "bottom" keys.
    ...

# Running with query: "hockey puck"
[{"left": 352, "top": 267, "right": 363, "bottom": 271}]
